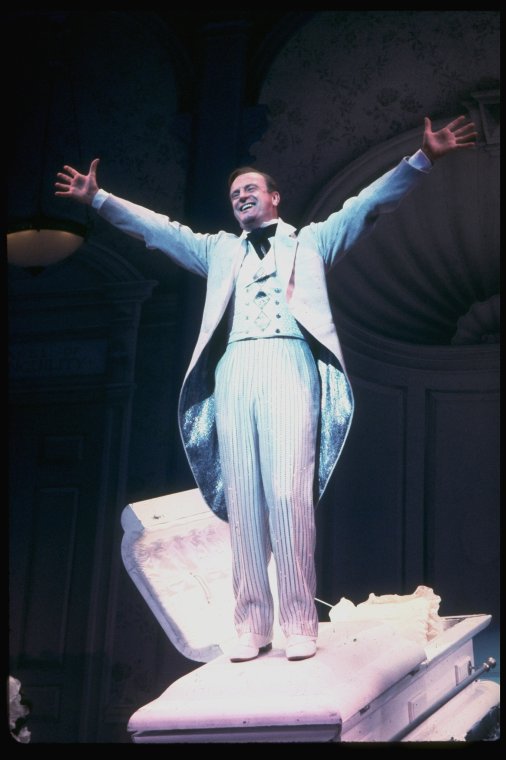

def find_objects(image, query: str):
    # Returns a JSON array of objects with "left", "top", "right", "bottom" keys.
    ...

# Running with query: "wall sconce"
[
  {"left": 7, "top": 13, "right": 88, "bottom": 268},
  {"left": 7, "top": 225, "right": 87, "bottom": 269}
]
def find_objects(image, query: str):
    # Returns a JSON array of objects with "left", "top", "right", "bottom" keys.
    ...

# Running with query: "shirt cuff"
[
  {"left": 91, "top": 188, "right": 109, "bottom": 210},
  {"left": 408, "top": 149, "right": 432, "bottom": 173}
]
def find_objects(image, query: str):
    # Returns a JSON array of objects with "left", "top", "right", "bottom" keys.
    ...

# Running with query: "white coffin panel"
[
  {"left": 126, "top": 615, "right": 496, "bottom": 743},
  {"left": 127, "top": 621, "right": 426, "bottom": 741}
]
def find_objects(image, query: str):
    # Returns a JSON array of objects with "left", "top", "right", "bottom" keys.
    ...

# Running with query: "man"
[{"left": 56, "top": 115, "right": 476, "bottom": 662}]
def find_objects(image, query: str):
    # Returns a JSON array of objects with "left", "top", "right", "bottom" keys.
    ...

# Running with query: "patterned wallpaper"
[
  {"left": 75, "top": 12, "right": 188, "bottom": 216},
  {"left": 8, "top": 11, "right": 189, "bottom": 268},
  {"left": 251, "top": 11, "right": 500, "bottom": 222}
]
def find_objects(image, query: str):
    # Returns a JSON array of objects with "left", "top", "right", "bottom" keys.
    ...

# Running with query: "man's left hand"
[{"left": 422, "top": 115, "right": 477, "bottom": 163}]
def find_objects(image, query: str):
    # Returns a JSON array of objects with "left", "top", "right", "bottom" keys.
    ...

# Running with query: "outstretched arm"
[
  {"left": 422, "top": 115, "right": 477, "bottom": 163},
  {"left": 55, "top": 157, "right": 212, "bottom": 277},
  {"left": 307, "top": 114, "right": 477, "bottom": 270},
  {"left": 55, "top": 158, "right": 100, "bottom": 205}
]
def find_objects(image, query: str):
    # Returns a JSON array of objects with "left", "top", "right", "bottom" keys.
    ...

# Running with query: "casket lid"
[{"left": 122, "top": 488, "right": 282, "bottom": 662}]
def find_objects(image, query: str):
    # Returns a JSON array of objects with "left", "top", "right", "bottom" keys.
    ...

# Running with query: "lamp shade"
[{"left": 7, "top": 226, "right": 86, "bottom": 268}]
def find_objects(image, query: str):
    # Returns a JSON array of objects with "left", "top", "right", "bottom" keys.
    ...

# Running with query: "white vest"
[{"left": 228, "top": 242, "right": 305, "bottom": 343}]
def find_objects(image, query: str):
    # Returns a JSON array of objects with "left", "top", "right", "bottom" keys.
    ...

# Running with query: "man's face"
[{"left": 229, "top": 172, "right": 280, "bottom": 231}]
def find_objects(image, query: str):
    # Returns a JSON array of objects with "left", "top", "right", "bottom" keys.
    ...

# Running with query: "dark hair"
[{"left": 228, "top": 166, "right": 279, "bottom": 193}]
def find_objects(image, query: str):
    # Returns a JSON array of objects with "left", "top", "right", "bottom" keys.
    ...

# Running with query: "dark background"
[{"left": 8, "top": 11, "right": 499, "bottom": 742}]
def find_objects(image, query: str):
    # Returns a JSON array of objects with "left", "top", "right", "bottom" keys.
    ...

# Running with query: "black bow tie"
[{"left": 246, "top": 223, "right": 278, "bottom": 259}]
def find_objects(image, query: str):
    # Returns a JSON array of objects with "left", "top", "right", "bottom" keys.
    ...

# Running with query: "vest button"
[
  {"left": 275, "top": 329, "right": 280, "bottom": 333},
  {"left": 276, "top": 314, "right": 281, "bottom": 318}
]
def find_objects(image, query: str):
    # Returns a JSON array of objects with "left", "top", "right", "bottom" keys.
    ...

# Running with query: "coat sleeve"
[
  {"left": 94, "top": 192, "right": 221, "bottom": 278},
  {"left": 300, "top": 157, "right": 428, "bottom": 272}
]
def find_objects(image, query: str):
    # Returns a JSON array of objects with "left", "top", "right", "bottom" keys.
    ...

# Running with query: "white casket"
[{"left": 121, "top": 489, "right": 499, "bottom": 743}]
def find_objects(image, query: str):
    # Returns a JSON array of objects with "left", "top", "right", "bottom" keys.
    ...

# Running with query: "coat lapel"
[{"left": 219, "top": 238, "right": 247, "bottom": 303}]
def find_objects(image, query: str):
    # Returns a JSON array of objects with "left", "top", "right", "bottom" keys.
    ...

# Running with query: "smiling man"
[
  {"left": 56, "top": 116, "right": 476, "bottom": 663},
  {"left": 229, "top": 170, "right": 280, "bottom": 231}
]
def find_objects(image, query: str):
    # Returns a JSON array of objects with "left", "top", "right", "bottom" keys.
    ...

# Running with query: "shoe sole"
[
  {"left": 286, "top": 650, "right": 316, "bottom": 661},
  {"left": 230, "top": 642, "right": 272, "bottom": 663}
]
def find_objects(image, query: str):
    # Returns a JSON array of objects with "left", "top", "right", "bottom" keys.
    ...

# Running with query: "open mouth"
[{"left": 239, "top": 202, "right": 255, "bottom": 212}]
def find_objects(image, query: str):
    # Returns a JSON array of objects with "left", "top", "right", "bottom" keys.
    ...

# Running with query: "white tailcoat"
[{"left": 97, "top": 158, "right": 426, "bottom": 519}]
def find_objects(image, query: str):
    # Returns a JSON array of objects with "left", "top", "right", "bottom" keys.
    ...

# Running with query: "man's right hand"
[{"left": 55, "top": 158, "right": 100, "bottom": 205}]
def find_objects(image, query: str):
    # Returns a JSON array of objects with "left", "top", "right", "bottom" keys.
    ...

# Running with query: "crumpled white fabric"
[
  {"left": 9, "top": 676, "right": 31, "bottom": 743},
  {"left": 328, "top": 585, "right": 443, "bottom": 646}
]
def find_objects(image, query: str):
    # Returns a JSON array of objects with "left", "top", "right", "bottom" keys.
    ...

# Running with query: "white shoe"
[
  {"left": 229, "top": 633, "right": 272, "bottom": 663},
  {"left": 285, "top": 635, "right": 317, "bottom": 661}
]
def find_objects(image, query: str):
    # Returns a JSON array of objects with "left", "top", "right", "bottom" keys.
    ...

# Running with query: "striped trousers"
[{"left": 214, "top": 337, "right": 320, "bottom": 639}]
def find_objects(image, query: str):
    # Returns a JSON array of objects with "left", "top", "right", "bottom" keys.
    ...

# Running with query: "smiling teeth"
[{"left": 241, "top": 203, "right": 254, "bottom": 211}]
